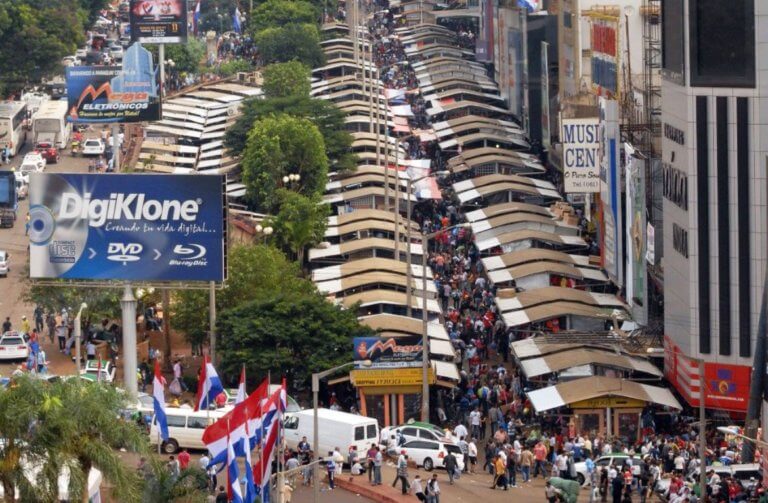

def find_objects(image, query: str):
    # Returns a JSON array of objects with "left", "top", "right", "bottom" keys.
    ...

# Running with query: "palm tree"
[
  {"left": 43, "top": 380, "right": 149, "bottom": 503},
  {"left": 141, "top": 460, "right": 209, "bottom": 503}
]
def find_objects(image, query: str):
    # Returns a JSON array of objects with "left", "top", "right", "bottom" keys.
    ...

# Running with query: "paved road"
[{"left": 0, "top": 128, "right": 98, "bottom": 377}]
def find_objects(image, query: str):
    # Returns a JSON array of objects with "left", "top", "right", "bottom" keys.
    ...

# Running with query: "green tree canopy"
[
  {"left": 151, "top": 38, "right": 206, "bottom": 74},
  {"left": 173, "top": 244, "right": 316, "bottom": 350},
  {"left": 268, "top": 189, "right": 329, "bottom": 263},
  {"left": 225, "top": 96, "right": 356, "bottom": 173},
  {"left": 218, "top": 294, "right": 374, "bottom": 388},
  {"left": 241, "top": 113, "right": 327, "bottom": 212},
  {"left": 22, "top": 278, "right": 122, "bottom": 327},
  {"left": 249, "top": 0, "right": 318, "bottom": 33},
  {"left": 254, "top": 23, "right": 324, "bottom": 67},
  {"left": 262, "top": 61, "right": 311, "bottom": 99},
  {"left": 0, "top": 0, "right": 99, "bottom": 95}
]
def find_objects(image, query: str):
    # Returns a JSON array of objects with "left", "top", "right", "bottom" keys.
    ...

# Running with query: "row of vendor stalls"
[
  {"left": 307, "top": 21, "right": 461, "bottom": 426},
  {"left": 388, "top": 10, "right": 682, "bottom": 440}
]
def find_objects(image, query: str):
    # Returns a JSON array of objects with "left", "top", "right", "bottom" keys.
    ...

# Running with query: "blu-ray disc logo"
[
  {"left": 173, "top": 244, "right": 206, "bottom": 260},
  {"left": 107, "top": 242, "right": 143, "bottom": 265}
]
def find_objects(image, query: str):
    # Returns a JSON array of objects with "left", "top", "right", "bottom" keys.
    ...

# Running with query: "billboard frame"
[{"left": 129, "top": 0, "right": 188, "bottom": 44}]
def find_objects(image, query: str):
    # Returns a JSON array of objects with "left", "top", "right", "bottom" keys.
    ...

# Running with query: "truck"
[{"left": 0, "top": 172, "right": 18, "bottom": 228}]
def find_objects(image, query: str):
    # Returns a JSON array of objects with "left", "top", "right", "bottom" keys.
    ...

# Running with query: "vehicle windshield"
[
  {"left": 445, "top": 444, "right": 462, "bottom": 454},
  {"left": 1, "top": 337, "right": 23, "bottom": 345}
]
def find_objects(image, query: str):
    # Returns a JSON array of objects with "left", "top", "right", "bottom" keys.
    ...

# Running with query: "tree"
[
  {"left": 173, "top": 244, "right": 315, "bottom": 350},
  {"left": 262, "top": 61, "right": 311, "bottom": 99},
  {"left": 249, "top": 0, "right": 318, "bottom": 33},
  {"left": 21, "top": 278, "right": 122, "bottom": 329},
  {"left": 44, "top": 380, "right": 147, "bottom": 503},
  {"left": 269, "top": 189, "right": 329, "bottom": 264},
  {"left": 217, "top": 294, "right": 375, "bottom": 389},
  {"left": 225, "top": 96, "right": 356, "bottom": 174},
  {"left": 141, "top": 463, "right": 208, "bottom": 503},
  {"left": 150, "top": 38, "right": 206, "bottom": 74},
  {"left": 241, "top": 114, "right": 327, "bottom": 212},
  {"left": 254, "top": 23, "right": 324, "bottom": 67},
  {"left": 215, "top": 59, "right": 253, "bottom": 77}
]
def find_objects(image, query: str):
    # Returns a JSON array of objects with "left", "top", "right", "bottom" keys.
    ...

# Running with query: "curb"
[{"left": 335, "top": 477, "right": 402, "bottom": 503}]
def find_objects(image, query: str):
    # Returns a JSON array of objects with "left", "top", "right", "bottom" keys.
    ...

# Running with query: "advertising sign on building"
[
  {"left": 351, "top": 368, "right": 436, "bottom": 387},
  {"left": 646, "top": 223, "right": 655, "bottom": 264},
  {"left": 591, "top": 19, "right": 618, "bottom": 96},
  {"left": 353, "top": 337, "right": 423, "bottom": 369},
  {"left": 664, "top": 336, "right": 750, "bottom": 411},
  {"left": 65, "top": 44, "right": 160, "bottom": 124},
  {"left": 599, "top": 98, "right": 623, "bottom": 287},
  {"left": 561, "top": 118, "right": 600, "bottom": 193},
  {"left": 625, "top": 143, "right": 647, "bottom": 324},
  {"left": 29, "top": 174, "right": 226, "bottom": 281},
  {"left": 129, "top": 0, "right": 188, "bottom": 44}
]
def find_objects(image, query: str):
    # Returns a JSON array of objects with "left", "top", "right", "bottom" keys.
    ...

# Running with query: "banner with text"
[
  {"left": 562, "top": 118, "right": 600, "bottom": 193},
  {"left": 129, "top": 0, "right": 188, "bottom": 44},
  {"left": 29, "top": 173, "right": 226, "bottom": 281},
  {"left": 354, "top": 337, "right": 423, "bottom": 369}
]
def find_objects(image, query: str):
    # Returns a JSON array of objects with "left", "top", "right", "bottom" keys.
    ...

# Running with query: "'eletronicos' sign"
[{"left": 561, "top": 118, "right": 600, "bottom": 193}]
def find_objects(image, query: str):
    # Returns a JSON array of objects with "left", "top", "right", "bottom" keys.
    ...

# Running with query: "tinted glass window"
[
  {"left": 661, "top": 0, "right": 684, "bottom": 80},
  {"left": 404, "top": 441, "right": 433, "bottom": 450},
  {"left": 689, "top": 0, "right": 754, "bottom": 87},
  {"left": 284, "top": 416, "right": 299, "bottom": 430},
  {"left": 187, "top": 417, "right": 210, "bottom": 429},
  {"left": 445, "top": 444, "right": 462, "bottom": 454},
  {"left": 367, "top": 424, "right": 377, "bottom": 439},
  {"left": 355, "top": 426, "right": 365, "bottom": 441},
  {"left": 401, "top": 428, "right": 418, "bottom": 437},
  {"left": 2, "top": 338, "right": 22, "bottom": 345},
  {"left": 166, "top": 415, "right": 186, "bottom": 428}
]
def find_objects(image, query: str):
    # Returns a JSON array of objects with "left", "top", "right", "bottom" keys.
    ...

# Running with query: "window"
[
  {"left": 661, "top": 0, "right": 684, "bottom": 82},
  {"left": 284, "top": 416, "right": 299, "bottom": 430},
  {"left": 367, "top": 424, "right": 377, "bottom": 439},
  {"left": 445, "top": 444, "right": 462, "bottom": 455},
  {"left": 401, "top": 427, "right": 418, "bottom": 438},
  {"left": 166, "top": 415, "right": 186, "bottom": 428},
  {"left": 187, "top": 417, "right": 210, "bottom": 429},
  {"left": 355, "top": 426, "right": 365, "bottom": 441},
  {"left": 689, "top": 0, "right": 755, "bottom": 87},
  {"left": 403, "top": 440, "right": 435, "bottom": 450},
  {"left": 420, "top": 430, "right": 440, "bottom": 441}
]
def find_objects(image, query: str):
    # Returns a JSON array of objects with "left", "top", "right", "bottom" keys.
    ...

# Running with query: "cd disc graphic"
[{"left": 29, "top": 175, "right": 89, "bottom": 278}]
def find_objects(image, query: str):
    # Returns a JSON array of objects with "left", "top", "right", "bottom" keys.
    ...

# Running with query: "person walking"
[
  {"left": 372, "top": 446, "right": 383, "bottom": 486},
  {"left": 468, "top": 438, "right": 478, "bottom": 474},
  {"left": 533, "top": 441, "right": 548, "bottom": 479},
  {"left": 520, "top": 446, "right": 533, "bottom": 483},
  {"left": 426, "top": 474, "right": 441, "bottom": 503},
  {"left": 491, "top": 454, "right": 508, "bottom": 490},
  {"left": 325, "top": 452, "right": 336, "bottom": 490},
  {"left": 444, "top": 449, "right": 458, "bottom": 485},
  {"left": 392, "top": 454, "right": 410, "bottom": 494},
  {"left": 366, "top": 443, "right": 376, "bottom": 484},
  {"left": 412, "top": 475, "right": 426, "bottom": 502},
  {"left": 507, "top": 446, "right": 517, "bottom": 488}
]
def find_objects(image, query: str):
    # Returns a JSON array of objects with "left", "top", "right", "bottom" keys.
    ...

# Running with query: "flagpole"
[{"left": 276, "top": 379, "right": 285, "bottom": 503}]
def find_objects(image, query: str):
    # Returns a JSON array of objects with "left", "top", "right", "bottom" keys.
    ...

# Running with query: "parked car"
[
  {"left": 14, "top": 179, "right": 27, "bottom": 200},
  {"left": 283, "top": 408, "right": 380, "bottom": 462},
  {"left": 109, "top": 45, "right": 124, "bottom": 60},
  {"left": 400, "top": 439, "right": 465, "bottom": 472},
  {"left": 575, "top": 454, "right": 630, "bottom": 485},
  {"left": 20, "top": 152, "right": 46, "bottom": 172},
  {"left": 79, "top": 359, "right": 116, "bottom": 383},
  {"left": 75, "top": 48, "right": 87, "bottom": 59},
  {"left": 81, "top": 139, "right": 105, "bottom": 156},
  {"left": 34, "top": 142, "right": 60, "bottom": 164},
  {"left": 0, "top": 251, "right": 9, "bottom": 277},
  {"left": 62, "top": 56, "right": 77, "bottom": 67},
  {"left": 150, "top": 407, "right": 230, "bottom": 454},
  {"left": 381, "top": 422, "right": 456, "bottom": 447},
  {"left": 0, "top": 331, "right": 29, "bottom": 361}
]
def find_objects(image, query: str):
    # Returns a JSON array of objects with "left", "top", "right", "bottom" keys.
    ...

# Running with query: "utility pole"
[{"left": 743, "top": 271, "right": 768, "bottom": 462}]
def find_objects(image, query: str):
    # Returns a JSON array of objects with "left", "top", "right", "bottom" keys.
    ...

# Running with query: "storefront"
[
  {"left": 349, "top": 367, "right": 437, "bottom": 426},
  {"left": 570, "top": 396, "right": 645, "bottom": 441}
]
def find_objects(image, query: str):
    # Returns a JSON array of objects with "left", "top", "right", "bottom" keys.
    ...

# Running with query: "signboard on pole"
[
  {"left": 65, "top": 44, "right": 160, "bottom": 124},
  {"left": 29, "top": 174, "right": 226, "bottom": 281},
  {"left": 561, "top": 118, "right": 600, "bottom": 193},
  {"left": 625, "top": 143, "right": 647, "bottom": 324},
  {"left": 353, "top": 337, "right": 423, "bottom": 369},
  {"left": 599, "top": 98, "right": 623, "bottom": 286},
  {"left": 129, "top": 0, "right": 188, "bottom": 44},
  {"left": 591, "top": 18, "right": 618, "bottom": 96}
]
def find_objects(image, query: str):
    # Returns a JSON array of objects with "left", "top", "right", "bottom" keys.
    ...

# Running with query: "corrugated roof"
[
  {"left": 519, "top": 348, "right": 663, "bottom": 378},
  {"left": 527, "top": 377, "right": 682, "bottom": 412}
]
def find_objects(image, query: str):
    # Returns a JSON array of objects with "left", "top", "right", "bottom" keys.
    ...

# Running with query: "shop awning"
[
  {"left": 308, "top": 238, "right": 424, "bottom": 261},
  {"left": 527, "top": 377, "right": 682, "bottom": 413},
  {"left": 326, "top": 208, "right": 420, "bottom": 231},
  {"left": 466, "top": 202, "right": 553, "bottom": 223},
  {"left": 432, "top": 360, "right": 460, "bottom": 381},
  {"left": 337, "top": 289, "right": 442, "bottom": 314},
  {"left": 519, "top": 348, "right": 663, "bottom": 378},
  {"left": 476, "top": 229, "right": 586, "bottom": 252},
  {"left": 357, "top": 313, "right": 449, "bottom": 340},
  {"left": 311, "top": 259, "right": 428, "bottom": 283},
  {"left": 315, "top": 270, "right": 437, "bottom": 296}
]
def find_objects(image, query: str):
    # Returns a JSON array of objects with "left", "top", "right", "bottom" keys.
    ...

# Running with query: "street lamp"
[
  {"left": 404, "top": 170, "right": 450, "bottom": 317},
  {"left": 74, "top": 302, "right": 88, "bottom": 373},
  {"left": 312, "top": 359, "right": 371, "bottom": 502},
  {"left": 419, "top": 222, "right": 471, "bottom": 422}
]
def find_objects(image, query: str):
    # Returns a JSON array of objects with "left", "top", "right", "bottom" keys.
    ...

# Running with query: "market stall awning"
[
  {"left": 357, "top": 313, "right": 449, "bottom": 340},
  {"left": 308, "top": 237, "right": 423, "bottom": 261},
  {"left": 476, "top": 229, "right": 586, "bottom": 252},
  {"left": 519, "top": 348, "right": 663, "bottom": 378},
  {"left": 527, "top": 377, "right": 682, "bottom": 413}
]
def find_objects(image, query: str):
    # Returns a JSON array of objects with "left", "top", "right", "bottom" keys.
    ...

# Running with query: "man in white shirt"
[
  {"left": 469, "top": 408, "right": 482, "bottom": 439},
  {"left": 454, "top": 423, "right": 468, "bottom": 441},
  {"left": 468, "top": 439, "right": 478, "bottom": 474},
  {"left": 555, "top": 453, "right": 567, "bottom": 478}
]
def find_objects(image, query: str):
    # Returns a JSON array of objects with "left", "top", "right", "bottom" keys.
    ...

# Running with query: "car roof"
[{"left": 293, "top": 408, "right": 378, "bottom": 425}]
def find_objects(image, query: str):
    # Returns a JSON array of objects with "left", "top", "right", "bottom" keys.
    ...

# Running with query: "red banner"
[{"left": 592, "top": 23, "right": 617, "bottom": 57}]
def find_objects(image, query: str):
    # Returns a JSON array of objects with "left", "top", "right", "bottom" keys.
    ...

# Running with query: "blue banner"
[{"left": 28, "top": 174, "right": 226, "bottom": 281}]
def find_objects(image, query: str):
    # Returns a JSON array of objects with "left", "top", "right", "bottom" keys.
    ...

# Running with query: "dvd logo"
[
  {"left": 107, "top": 243, "right": 143, "bottom": 264},
  {"left": 173, "top": 244, "right": 206, "bottom": 260}
]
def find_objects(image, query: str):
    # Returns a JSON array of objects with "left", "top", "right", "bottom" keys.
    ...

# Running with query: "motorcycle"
[{"left": 70, "top": 140, "right": 81, "bottom": 156}]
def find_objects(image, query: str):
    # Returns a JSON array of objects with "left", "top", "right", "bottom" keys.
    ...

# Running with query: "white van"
[
  {"left": 283, "top": 408, "right": 379, "bottom": 460},
  {"left": 149, "top": 407, "right": 229, "bottom": 454}
]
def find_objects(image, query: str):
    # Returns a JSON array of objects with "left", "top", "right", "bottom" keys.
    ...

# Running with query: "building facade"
[{"left": 662, "top": 0, "right": 767, "bottom": 411}]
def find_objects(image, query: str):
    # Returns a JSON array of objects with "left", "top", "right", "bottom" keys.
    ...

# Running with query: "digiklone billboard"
[
  {"left": 65, "top": 43, "right": 160, "bottom": 124},
  {"left": 29, "top": 174, "right": 226, "bottom": 282},
  {"left": 129, "top": 0, "right": 188, "bottom": 44}
]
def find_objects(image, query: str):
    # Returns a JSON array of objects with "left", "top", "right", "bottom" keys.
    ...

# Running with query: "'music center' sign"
[{"left": 561, "top": 118, "right": 600, "bottom": 193}]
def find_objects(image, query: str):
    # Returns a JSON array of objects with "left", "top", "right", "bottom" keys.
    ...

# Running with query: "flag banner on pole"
[
  {"left": 227, "top": 432, "right": 244, "bottom": 503},
  {"left": 195, "top": 355, "right": 225, "bottom": 411}
]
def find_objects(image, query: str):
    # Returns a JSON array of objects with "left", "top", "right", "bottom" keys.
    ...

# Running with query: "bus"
[
  {"left": 0, "top": 102, "right": 28, "bottom": 157},
  {"left": 32, "top": 100, "right": 71, "bottom": 150}
]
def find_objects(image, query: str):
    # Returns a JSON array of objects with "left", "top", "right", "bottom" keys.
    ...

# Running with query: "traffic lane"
[{"left": 0, "top": 139, "right": 93, "bottom": 378}]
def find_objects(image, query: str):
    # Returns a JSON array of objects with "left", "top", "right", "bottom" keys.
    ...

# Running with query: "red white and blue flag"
[
  {"left": 193, "top": 1, "right": 202, "bottom": 35},
  {"left": 152, "top": 360, "right": 169, "bottom": 441},
  {"left": 195, "top": 355, "right": 225, "bottom": 412},
  {"left": 254, "top": 381, "right": 287, "bottom": 503},
  {"left": 227, "top": 431, "right": 244, "bottom": 503}
]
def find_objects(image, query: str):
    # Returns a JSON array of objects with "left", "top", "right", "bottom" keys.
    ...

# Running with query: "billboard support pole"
[
  {"left": 209, "top": 281, "right": 216, "bottom": 365},
  {"left": 159, "top": 44, "right": 165, "bottom": 99},
  {"left": 121, "top": 283, "right": 138, "bottom": 397},
  {"left": 112, "top": 123, "right": 120, "bottom": 171}
]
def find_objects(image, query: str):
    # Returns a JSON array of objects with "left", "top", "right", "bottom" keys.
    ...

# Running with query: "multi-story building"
[{"left": 662, "top": 0, "right": 766, "bottom": 412}]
